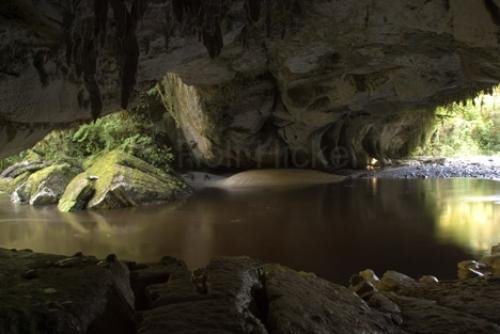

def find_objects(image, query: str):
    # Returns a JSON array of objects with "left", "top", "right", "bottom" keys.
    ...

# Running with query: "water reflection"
[{"left": 0, "top": 178, "right": 498, "bottom": 283}]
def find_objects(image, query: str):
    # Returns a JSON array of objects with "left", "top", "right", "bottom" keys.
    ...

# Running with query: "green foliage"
[
  {"left": 415, "top": 87, "right": 500, "bottom": 157},
  {"left": 2, "top": 110, "right": 175, "bottom": 173},
  {"left": 118, "top": 134, "right": 174, "bottom": 172},
  {"left": 0, "top": 153, "right": 26, "bottom": 172}
]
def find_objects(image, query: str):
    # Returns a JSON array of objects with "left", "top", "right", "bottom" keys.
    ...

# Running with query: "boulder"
[
  {"left": 263, "top": 264, "right": 399, "bottom": 333},
  {"left": 378, "top": 271, "right": 418, "bottom": 292},
  {"left": 0, "top": 248, "right": 135, "bottom": 334},
  {"left": 0, "top": 172, "right": 31, "bottom": 194},
  {"left": 58, "top": 151, "right": 191, "bottom": 212},
  {"left": 57, "top": 173, "right": 96, "bottom": 212},
  {"left": 384, "top": 277, "right": 500, "bottom": 328},
  {"left": 138, "top": 257, "right": 267, "bottom": 334},
  {"left": 0, "top": 161, "right": 47, "bottom": 179},
  {"left": 10, "top": 163, "right": 79, "bottom": 206},
  {"left": 391, "top": 294, "right": 500, "bottom": 334}
]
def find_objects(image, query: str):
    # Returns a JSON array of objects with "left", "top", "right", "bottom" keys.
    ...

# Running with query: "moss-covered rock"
[
  {"left": 0, "top": 172, "right": 30, "bottom": 194},
  {"left": 11, "top": 163, "right": 79, "bottom": 206},
  {"left": 57, "top": 173, "right": 96, "bottom": 212},
  {"left": 58, "top": 150, "right": 191, "bottom": 212},
  {"left": 0, "top": 161, "right": 47, "bottom": 179}
]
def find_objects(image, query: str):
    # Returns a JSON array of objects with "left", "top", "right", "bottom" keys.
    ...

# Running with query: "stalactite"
[
  {"left": 61, "top": 0, "right": 302, "bottom": 119},
  {"left": 33, "top": 50, "right": 49, "bottom": 87},
  {"left": 94, "top": 0, "right": 109, "bottom": 46},
  {"left": 484, "top": 0, "right": 500, "bottom": 42},
  {"left": 246, "top": 0, "right": 263, "bottom": 22}
]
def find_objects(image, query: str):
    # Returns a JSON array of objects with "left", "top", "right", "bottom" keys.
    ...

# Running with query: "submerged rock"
[{"left": 58, "top": 151, "right": 191, "bottom": 212}]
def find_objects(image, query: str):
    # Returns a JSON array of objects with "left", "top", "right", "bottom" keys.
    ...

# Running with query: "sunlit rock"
[
  {"left": 10, "top": 163, "right": 79, "bottom": 206},
  {"left": 0, "top": 161, "right": 48, "bottom": 194},
  {"left": 58, "top": 151, "right": 191, "bottom": 212},
  {"left": 57, "top": 173, "right": 96, "bottom": 212}
]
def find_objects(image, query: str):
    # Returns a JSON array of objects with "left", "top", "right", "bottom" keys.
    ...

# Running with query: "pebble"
[
  {"left": 379, "top": 271, "right": 417, "bottom": 291},
  {"left": 419, "top": 275, "right": 439, "bottom": 285},
  {"left": 359, "top": 269, "right": 380, "bottom": 285},
  {"left": 55, "top": 257, "right": 82, "bottom": 268},
  {"left": 43, "top": 288, "right": 57, "bottom": 294},
  {"left": 22, "top": 269, "right": 37, "bottom": 279}
]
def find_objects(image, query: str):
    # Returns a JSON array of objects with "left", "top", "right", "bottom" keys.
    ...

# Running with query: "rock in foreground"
[
  {"left": 0, "top": 248, "right": 135, "bottom": 334},
  {"left": 2, "top": 247, "right": 500, "bottom": 333}
]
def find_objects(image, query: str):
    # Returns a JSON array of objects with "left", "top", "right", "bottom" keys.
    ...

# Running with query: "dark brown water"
[{"left": 0, "top": 178, "right": 499, "bottom": 284}]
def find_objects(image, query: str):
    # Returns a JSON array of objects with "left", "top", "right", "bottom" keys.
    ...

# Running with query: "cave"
[{"left": 0, "top": 1, "right": 499, "bottom": 333}]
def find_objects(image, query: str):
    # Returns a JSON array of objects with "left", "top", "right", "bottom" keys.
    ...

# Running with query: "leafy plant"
[
  {"left": 414, "top": 86, "right": 500, "bottom": 157},
  {"left": 1, "top": 109, "right": 175, "bottom": 173}
]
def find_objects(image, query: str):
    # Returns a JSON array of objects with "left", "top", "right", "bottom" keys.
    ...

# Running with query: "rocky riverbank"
[
  {"left": 344, "top": 156, "right": 500, "bottom": 180},
  {"left": 1, "top": 244, "right": 500, "bottom": 334}
]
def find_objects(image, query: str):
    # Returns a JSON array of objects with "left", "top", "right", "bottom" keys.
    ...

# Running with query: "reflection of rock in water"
[{"left": 0, "top": 179, "right": 498, "bottom": 282}]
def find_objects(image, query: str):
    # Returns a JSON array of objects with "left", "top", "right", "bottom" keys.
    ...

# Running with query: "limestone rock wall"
[{"left": 1, "top": 0, "right": 499, "bottom": 168}]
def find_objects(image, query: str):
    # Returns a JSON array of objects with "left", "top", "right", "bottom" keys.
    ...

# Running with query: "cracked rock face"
[{"left": 1, "top": 0, "right": 499, "bottom": 167}]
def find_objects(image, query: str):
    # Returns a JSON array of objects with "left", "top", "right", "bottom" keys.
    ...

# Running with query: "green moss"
[
  {"left": 59, "top": 150, "right": 190, "bottom": 212},
  {"left": 0, "top": 172, "right": 30, "bottom": 194},
  {"left": 23, "top": 164, "right": 74, "bottom": 198},
  {"left": 58, "top": 173, "right": 94, "bottom": 212}
]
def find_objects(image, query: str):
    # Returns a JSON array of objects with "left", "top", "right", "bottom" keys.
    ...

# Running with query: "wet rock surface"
[{"left": 2, "top": 246, "right": 500, "bottom": 333}]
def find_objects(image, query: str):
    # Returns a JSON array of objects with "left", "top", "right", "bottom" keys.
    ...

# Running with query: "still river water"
[{"left": 0, "top": 178, "right": 499, "bottom": 284}]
